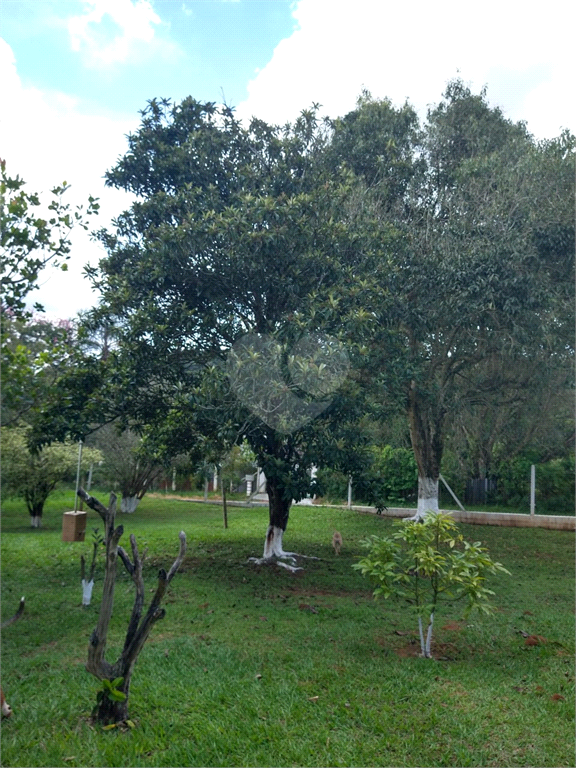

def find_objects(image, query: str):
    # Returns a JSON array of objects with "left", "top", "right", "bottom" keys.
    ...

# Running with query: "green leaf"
[{"left": 109, "top": 690, "right": 127, "bottom": 702}]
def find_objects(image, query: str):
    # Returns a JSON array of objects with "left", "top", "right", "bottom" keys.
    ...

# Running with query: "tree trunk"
[
  {"left": 27, "top": 498, "right": 44, "bottom": 528},
  {"left": 407, "top": 381, "right": 444, "bottom": 520},
  {"left": 415, "top": 476, "right": 440, "bottom": 517},
  {"left": 262, "top": 476, "right": 291, "bottom": 559},
  {"left": 94, "top": 674, "right": 131, "bottom": 724}
]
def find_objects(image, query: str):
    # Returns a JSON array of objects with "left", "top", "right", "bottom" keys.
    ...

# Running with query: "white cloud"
[
  {"left": 236, "top": 0, "right": 575, "bottom": 139},
  {"left": 0, "top": 38, "right": 137, "bottom": 319},
  {"left": 67, "top": 0, "right": 178, "bottom": 69}
]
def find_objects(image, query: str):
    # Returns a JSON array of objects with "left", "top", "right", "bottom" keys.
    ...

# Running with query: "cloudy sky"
[{"left": 1, "top": 0, "right": 574, "bottom": 319}]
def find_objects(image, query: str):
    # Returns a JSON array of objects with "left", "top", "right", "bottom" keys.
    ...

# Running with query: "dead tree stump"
[{"left": 77, "top": 488, "right": 186, "bottom": 724}]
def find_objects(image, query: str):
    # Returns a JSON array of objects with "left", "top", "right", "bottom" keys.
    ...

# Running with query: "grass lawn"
[{"left": 1, "top": 489, "right": 574, "bottom": 767}]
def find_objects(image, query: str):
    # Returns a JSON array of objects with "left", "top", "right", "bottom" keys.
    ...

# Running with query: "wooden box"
[{"left": 62, "top": 511, "right": 87, "bottom": 542}]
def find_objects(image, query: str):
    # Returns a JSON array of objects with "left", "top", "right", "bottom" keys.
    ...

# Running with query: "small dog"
[{"left": 332, "top": 531, "right": 343, "bottom": 555}]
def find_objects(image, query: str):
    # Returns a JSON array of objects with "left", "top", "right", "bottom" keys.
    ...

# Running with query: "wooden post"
[
  {"left": 74, "top": 441, "right": 83, "bottom": 512},
  {"left": 530, "top": 465, "right": 536, "bottom": 516}
]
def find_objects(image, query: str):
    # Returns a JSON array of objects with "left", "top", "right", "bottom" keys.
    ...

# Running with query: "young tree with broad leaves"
[{"left": 354, "top": 513, "right": 510, "bottom": 658}]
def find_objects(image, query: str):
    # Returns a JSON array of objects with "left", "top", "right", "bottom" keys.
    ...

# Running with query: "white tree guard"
[{"left": 82, "top": 578, "right": 95, "bottom": 606}]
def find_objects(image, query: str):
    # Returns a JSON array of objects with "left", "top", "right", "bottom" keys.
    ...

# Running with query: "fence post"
[{"left": 530, "top": 464, "right": 536, "bottom": 516}]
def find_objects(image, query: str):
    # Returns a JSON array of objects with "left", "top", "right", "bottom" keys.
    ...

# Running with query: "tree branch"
[{"left": 122, "top": 534, "right": 145, "bottom": 653}]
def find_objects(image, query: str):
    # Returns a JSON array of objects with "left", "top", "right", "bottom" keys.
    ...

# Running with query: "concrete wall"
[{"left": 353, "top": 505, "right": 575, "bottom": 531}]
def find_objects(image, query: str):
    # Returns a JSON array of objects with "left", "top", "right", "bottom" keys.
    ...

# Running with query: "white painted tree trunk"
[
  {"left": 121, "top": 496, "right": 141, "bottom": 514},
  {"left": 82, "top": 579, "right": 95, "bottom": 606},
  {"left": 425, "top": 613, "right": 434, "bottom": 657},
  {"left": 262, "top": 525, "right": 295, "bottom": 559},
  {"left": 418, "top": 615, "right": 426, "bottom": 656},
  {"left": 407, "top": 476, "right": 439, "bottom": 521},
  {"left": 418, "top": 613, "right": 435, "bottom": 658},
  {"left": 249, "top": 525, "right": 299, "bottom": 571},
  {"left": 30, "top": 516, "right": 41, "bottom": 528},
  {"left": 248, "top": 525, "right": 319, "bottom": 572}
]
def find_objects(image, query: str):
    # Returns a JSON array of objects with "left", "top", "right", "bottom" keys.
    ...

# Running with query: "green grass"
[{"left": 1, "top": 489, "right": 574, "bottom": 767}]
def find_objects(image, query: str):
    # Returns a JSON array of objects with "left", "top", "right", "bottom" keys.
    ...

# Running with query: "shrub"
[{"left": 494, "top": 452, "right": 575, "bottom": 513}]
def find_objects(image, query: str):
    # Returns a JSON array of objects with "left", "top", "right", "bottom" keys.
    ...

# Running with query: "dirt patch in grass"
[
  {"left": 441, "top": 621, "right": 464, "bottom": 631},
  {"left": 22, "top": 640, "right": 59, "bottom": 657},
  {"left": 383, "top": 636, "right": 464, "bottom": 661},
  {"left": 146, "top": 632, "right": 177, "bottom": 645},
  {"left": 285, "top": 586, "right": 369, "bottom": 599}
]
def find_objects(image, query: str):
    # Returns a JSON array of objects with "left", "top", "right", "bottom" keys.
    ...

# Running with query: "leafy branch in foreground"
[
  {"left": 354, "top": 512, "right": 510, "bottom": 658},
  {"left": 0, "top": 158, "right": 99, "bottom": 318}
]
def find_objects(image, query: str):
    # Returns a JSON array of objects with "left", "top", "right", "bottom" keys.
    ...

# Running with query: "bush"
[
  {"left": 534, "top": 454, "right": 575, "bottom": 513},
  {"left": 375, "top": 445, "right": 418, "bottom": 502},
  {"left": 494, "top": 452, "right": 575, "bottom": 513},
  {"left": 315, "top": 467, "right": 350, "bottom": 503}
]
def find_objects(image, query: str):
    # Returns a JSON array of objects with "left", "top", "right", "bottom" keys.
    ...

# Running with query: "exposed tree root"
[{"left": 248, "top": 551, "right": 319, "bottom": 573}]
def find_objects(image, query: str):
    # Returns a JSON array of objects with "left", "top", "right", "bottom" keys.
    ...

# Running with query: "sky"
[{"left": 1, "top": 0, "right": 574, "bottom": 320}]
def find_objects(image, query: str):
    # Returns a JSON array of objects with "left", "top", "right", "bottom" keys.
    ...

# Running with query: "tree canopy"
[
  {"left": 326, "top": 82, "right": 574, "bottom": 516},
  {"left": 33, "top": 82, "right": 575, "bottom": 538}
]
